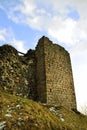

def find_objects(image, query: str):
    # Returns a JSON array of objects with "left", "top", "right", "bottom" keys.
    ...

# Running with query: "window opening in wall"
[{"left": 50, "top": 89, "right": 52, "bottom": 92}]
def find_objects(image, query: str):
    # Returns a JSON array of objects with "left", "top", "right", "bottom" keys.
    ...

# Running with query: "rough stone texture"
[
  {"left": 0, "top": 44, "right": 37, "bottom": 100},
  {"left": 36, "top": 36, "right": 76, "bottom": 109},
  {"left": 0, "top": 36, "right": 76, "bottom": 109},
  {"left": 35, "top": 38, "right": 46, "bottom": 103}
]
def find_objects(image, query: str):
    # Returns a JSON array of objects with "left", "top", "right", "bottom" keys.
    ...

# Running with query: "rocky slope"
[{"left": 0, "top": 90, "right": 87, "bottom": 130}]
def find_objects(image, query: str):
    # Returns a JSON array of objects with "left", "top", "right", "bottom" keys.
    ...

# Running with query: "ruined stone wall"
[
  {"left": 36, "top": 36, "right": 76, "bottom": 109},
  {"left": 35, "top": 38, "right": 46, "bottom": 103},
  {"left": 24, "top": 50, "right": 37, "bottom": 100},
  {"left": 0, "top": 37, "right": 77, "bottom": 109},
  {"left": 0, "top": 45, "right": 36, "bottom": 100}
]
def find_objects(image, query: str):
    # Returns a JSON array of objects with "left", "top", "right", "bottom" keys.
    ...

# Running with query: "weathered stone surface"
[
  {"left": 36, "top": 36, "right": 76, "bottom": 109},
  {"left": 0, "top": 36, "right": 76, "bottom": 109},
  {"left": 0, "top": 45, "right": 37, "bottom": 100}
]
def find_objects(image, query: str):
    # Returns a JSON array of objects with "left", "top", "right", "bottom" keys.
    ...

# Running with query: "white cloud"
[
  {"left": 70, "top": 42, "right": 87, "bottom": 56},
  {"left": 11, "top": 38, "right": 26, "bottom": 53},
  {"left": 0, "top": 29, "right": 7, "bottom": 41},
  {"left": 0, "top": 28, "right": 26, "bottom": 53},
  {"left": 72, "top": 59, "right": 87, "bottom": 107},
  {"left": 19, "top": 0, "right": 36, "bottom": 16},
  {"left": 48, "top": 18, "right": 77, "bottom": 46},
  {"left": 70, "top": 43, "right": 87, "bottom": 111},
  {"left": 1, "top": 0, "right": 87, "bottom": 48}
]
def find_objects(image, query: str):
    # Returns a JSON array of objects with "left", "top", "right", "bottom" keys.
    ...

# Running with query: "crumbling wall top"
[
  {"left": 36, "top": 36, "right": 68, "bottom": 54},
  {"left": 0, "top": 44, "right": 18, "bottom": 58}
]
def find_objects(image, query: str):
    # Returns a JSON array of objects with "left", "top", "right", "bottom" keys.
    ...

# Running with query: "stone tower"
[
  {"left": 0, "top": 36, "right": 76, "bottom": 109},
  {"left": 36, "top": 36, "right": 76, "bottom": 109}
]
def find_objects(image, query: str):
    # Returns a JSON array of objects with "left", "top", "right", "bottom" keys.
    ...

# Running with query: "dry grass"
[{"left": 0, "top": 90, "right": 87, "bottom": 130}]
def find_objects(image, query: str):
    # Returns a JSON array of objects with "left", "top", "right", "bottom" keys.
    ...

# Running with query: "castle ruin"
[{"left": 0, "top": 36, "right": 76, "bottom": 109}]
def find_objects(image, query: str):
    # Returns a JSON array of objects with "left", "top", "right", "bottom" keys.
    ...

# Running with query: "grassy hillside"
[{"left": 0, "top": 90, "right": 87, "bottom": 130}]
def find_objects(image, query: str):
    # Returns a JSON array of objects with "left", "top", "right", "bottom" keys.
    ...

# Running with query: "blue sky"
[{"left": 0, "top": 0, "right": 87, "bottom": 113}]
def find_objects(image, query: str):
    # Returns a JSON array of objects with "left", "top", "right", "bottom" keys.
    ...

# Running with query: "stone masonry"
[
  {"left": 0, "top": 36, "right": 76, "bottom": 109},
  {"left": 36, "top": 36, "right": 76, "bottom": 109}
]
